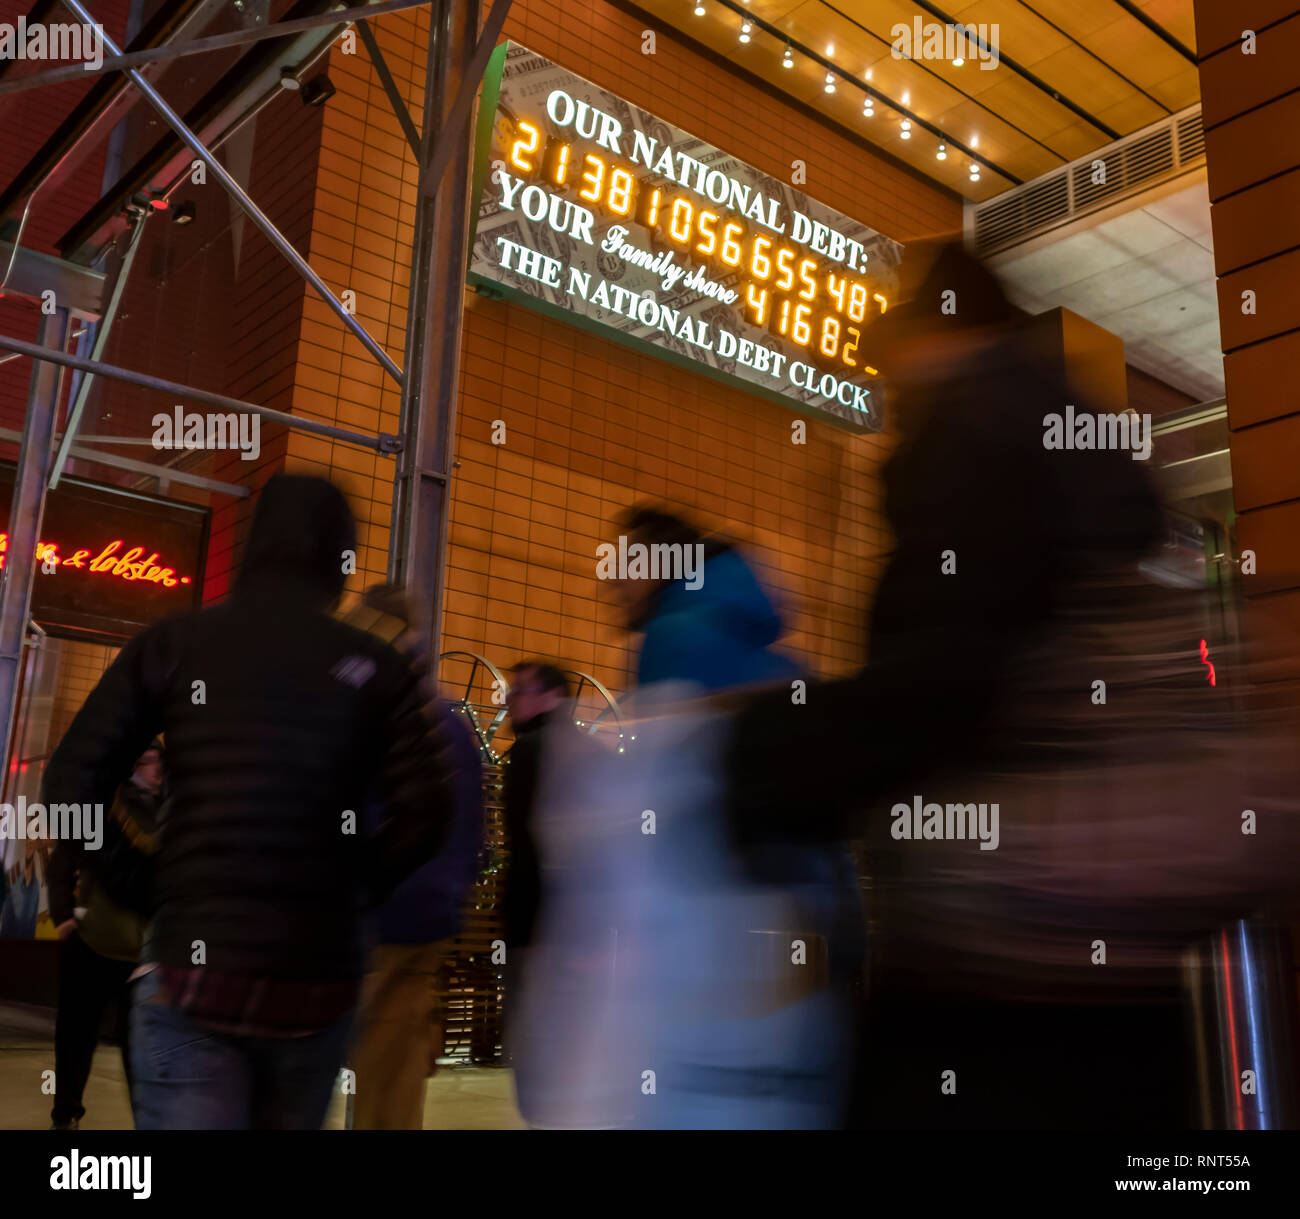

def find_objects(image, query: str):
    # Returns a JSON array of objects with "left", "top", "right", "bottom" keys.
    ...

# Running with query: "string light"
[{"left": 760, "top": 31, "right": 982, "bottom": 183}]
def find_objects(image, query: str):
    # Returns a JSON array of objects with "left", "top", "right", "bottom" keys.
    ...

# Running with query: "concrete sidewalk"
[{"left": 0, "top": 1021, "right": 526, "bottom": 1130}]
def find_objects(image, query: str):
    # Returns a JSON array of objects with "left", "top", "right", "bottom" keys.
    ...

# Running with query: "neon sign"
[
  {"left": 0, "top": 462, "right": 207, "bottom": 641},
  {"left": 0, "top": 534, "right": 193, "bottom": 588},
  {"left": 471, "top": 43, "right": 903, "bottom": 430}
]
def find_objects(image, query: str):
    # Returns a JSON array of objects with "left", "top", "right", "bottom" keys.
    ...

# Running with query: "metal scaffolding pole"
[
  {"left": 0, "top": 309, "right": 69, "bottom": 781},
  {"left": 0, "top": 334, "right": 399, "bottom": 453},
  {"left": 0, "top": 0, "right": 432, "bottom": 97},
  {"left": 49, "top": 215, "right": 149, "bottom": 488},
  {"left": 388, "top": 0, "right": 487, "bottom": 661},
  {"left": 58, "top": 0, "right": 403, "bottom": 385},
  {"left": 356, "top": 20, "right": 421, "bottom": 159}
]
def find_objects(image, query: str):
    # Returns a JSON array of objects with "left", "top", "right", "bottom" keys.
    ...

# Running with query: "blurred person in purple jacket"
[{"left": 343, "top": 585, "right": 485, "bottom": 1129}]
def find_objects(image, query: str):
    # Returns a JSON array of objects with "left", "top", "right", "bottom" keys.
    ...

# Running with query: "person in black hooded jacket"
[{"left": 41, "top": 473, "right": 459, "bottom": 1130}]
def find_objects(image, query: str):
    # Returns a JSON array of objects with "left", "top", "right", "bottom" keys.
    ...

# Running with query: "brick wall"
[
  {"left": 290, "top": 0, "right": 961, "bottom": 697},
  {"left": 1195, "top": 2, "right": 1300, "bottom": 614},
  {"left": 45, "top": 638, "right": 118, "bottom": 756}
]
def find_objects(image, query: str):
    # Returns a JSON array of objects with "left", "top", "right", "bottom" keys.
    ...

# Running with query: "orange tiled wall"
[
  {"left": 45, "top": 641, "right": 119, "bottom": 759},
  {"left": 289, "top": 1, "right": 962, "bottom": 693}
]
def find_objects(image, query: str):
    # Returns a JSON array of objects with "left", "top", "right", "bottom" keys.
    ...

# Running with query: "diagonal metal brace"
[
  {"left": 0, "top": 332, "right": 403, "bottom": 454},
  {"left": 59, "top": 0, "right": 404, "bottom": 383},
  {"left": 49, "top": 215, "right": 149, "bottom": 489},
  {"left": 0, "top": 0, "right": 433, "bottom": 97},
  {"left": 356, "top": 20, "right": 421, "bottom": 159}
]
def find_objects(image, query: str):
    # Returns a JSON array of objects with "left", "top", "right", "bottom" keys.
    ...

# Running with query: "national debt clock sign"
[{"left": 469, "top": 43, "right": 904, "bottom": 431}]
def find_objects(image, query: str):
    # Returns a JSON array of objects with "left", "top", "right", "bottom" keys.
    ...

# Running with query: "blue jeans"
[{"left": 129, "top": 970, "right": 354, "bottom": 1130}]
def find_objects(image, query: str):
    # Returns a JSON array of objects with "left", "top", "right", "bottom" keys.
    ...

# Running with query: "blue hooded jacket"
[
  {"left": 636, "top": 543, "right": 866, "bottom": 984},
  {"left": 636, "top": 547, "right": 801, "bottom": 690}
]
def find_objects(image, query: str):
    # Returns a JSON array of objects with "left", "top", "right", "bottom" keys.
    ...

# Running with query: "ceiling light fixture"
[
  {"left": 824, "top": 71, "right": 836, "bottom": 93},
  {"left": 739, "top": 21, "right": 751, "bottom": 42},
  {"left": 937, "top": 143, "right": 946, "bottom": 160},
  {"left": 782, "top": 44, "right": 793, "bottom": 68}
]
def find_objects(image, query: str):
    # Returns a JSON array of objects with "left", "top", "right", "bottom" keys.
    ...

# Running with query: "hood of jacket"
[{"left": 236, "top": 474, "right": 356, "bottom": 606}]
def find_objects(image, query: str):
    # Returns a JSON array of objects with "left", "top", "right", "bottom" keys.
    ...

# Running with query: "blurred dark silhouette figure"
[
  {"left": 725, "top": 239, "right": 1299, "bottom": 1129},
  {"left": 501, "top": 661, "right": 573, "bottom": 955},
  {"left": 501, "top": 660, "right": 612, "bottom": 1126},
  {"left": 342, "top": 584, "right": 484, "bottom": 1130},
  {"left": 42, "top": 474, "right": 459, "bottom": 1130},
  {"left": 46, "top": 741, "right": 164, "bottom": 1130}
]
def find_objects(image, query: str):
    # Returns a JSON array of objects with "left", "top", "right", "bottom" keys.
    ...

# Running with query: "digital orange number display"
[{"left": 507, "top": 121, "right": 888, "bottom": 375}]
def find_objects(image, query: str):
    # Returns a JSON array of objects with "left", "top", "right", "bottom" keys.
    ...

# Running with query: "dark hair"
[
  {"left": 619, "top": 504, "right": 702, "bottom": 550},
  {"left": 894, "top": 238, "right": 1019, "bottom": 330},
  {"left": 511, "top": 660, "right": 570, "bottom": 698}
]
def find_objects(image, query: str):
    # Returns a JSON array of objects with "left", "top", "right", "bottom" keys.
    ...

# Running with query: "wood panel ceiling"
[{"left": 633, "top": 0, "right": 1200, "bottom": 200}]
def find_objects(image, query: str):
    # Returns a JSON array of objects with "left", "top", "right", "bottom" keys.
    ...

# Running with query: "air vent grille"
[{"left": 971, "top": 106, "right": 1205, "bottom": 257}]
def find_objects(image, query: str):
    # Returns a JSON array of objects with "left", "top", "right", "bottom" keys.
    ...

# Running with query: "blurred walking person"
[
  {"left": 725, "top": 239, "right": 1300, "bottom": 1128},
  {"left": 500, "top": 661, "right": 610, "bottom": 1126},
  {"left": 342, "top": 585, "right": 484, "bottom": 1130},
  {"left": 612, "top": 505, "right": 864, "bottom": 1128},
  {"left": 45, "top": 742, "right": 164, "bottom": 1130},
  {"left": 42, "top": 474, "right": 459, "bottom": 1130}
]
